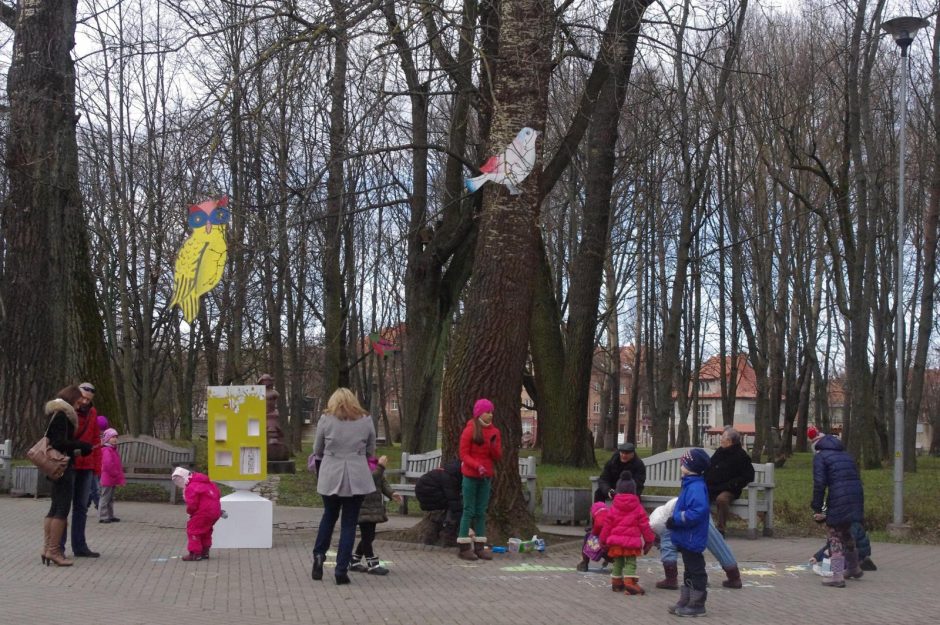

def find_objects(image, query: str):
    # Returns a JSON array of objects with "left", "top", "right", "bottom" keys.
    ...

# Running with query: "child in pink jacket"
[
  {"left": 98, "top": 428, "right": 125, "bottom": 523},
  {"left": 599, "top": 471, "right": 656, "bottom": 595},
  {"left": 171, "top": 467, "right": 222, "bottom": 561}
]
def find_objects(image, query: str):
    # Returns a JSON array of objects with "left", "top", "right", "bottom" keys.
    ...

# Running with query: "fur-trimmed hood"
[{"left": 45, "top": 398, "right": 78, "bottom": 427}]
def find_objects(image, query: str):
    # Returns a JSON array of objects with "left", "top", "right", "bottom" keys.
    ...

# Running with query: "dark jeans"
[
  {"left": 355, "top": 522, "right": 377, "bottom": 558},
  {"left": 313, "top": 494, "right": 364, "bottom": 576},
  {"left": 679, "top": 548, "right": 708, "bottom": 592},
  {"left": 47, "top": 466, "right": 75, "bottom": 519},
  {"left": 67, "top": 469, "right": 95, "bottom": 551}
]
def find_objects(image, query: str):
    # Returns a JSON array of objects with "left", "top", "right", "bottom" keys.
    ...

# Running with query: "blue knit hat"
[{"left": 681, "top": 448, "right": 710, "bottom": 475}]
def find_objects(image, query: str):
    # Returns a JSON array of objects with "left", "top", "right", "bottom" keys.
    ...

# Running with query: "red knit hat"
[{"left": 807, "top": 425, "right": 820, "bottom": 441}]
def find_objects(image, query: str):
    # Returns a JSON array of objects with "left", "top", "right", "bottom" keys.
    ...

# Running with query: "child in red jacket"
[
  {"left": 599, "top": 471, "right": 655, "bottom": 595},
  {"left": 171, "top": 467, "right": 222, "bottom": 561}
]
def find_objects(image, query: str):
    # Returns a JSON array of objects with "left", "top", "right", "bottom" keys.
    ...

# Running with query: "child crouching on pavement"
[
  {"left": 171, "top": 467, "right": 222, "bottom": 561},
  {"left": 665, "top": 448, "right": 711, "bottom": 617},
  {"left": 599, "top": 471, "right": 655, "bottom": 595}
]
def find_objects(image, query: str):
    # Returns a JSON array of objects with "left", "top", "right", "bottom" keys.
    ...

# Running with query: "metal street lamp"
[{"left": 881, "top": 15, "right": 928, "bottom": 537}]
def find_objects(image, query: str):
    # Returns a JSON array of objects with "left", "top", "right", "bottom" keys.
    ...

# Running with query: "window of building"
[
  {"left": 593, "top": 382, "right": 601, "bottom": 391},
  {"left": 522, "top": 422, "right": 533, "bottom": 434},
  {"left": 390, "top": 400, "right": 398, "bottom": 411},
  {"left": 619, "top": 404, "right": 627, "bottom": 414},
  {"left": 697, "top": 403, "right": 711, "bottom": 426},
  {"left": 592, "top": 402, "right": 600, "bottom": 414}
]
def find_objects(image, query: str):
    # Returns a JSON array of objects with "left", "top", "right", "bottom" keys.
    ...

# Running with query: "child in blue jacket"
[{"left": 664, "top": 448, "right": 711, "bottom": 618}]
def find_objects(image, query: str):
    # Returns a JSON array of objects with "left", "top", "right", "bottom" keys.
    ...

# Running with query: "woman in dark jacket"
[
  {"left": 811, "top": 434, "right": 865, "bottom": 587},
  {"left": 41, "top": 385, "right": 94, "bottom": 566}
]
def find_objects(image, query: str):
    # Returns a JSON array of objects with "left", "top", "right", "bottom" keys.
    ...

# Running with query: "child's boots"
[
  {"left": 656, "top": 561, "right": 679, "bottom": 589},
  {"left": 366, "top": 556, "right": 389, "bottom": 575},
  {"left": 623, "top": 576, "right": 646, "bottom": 595},
  {"left": 611, "top": 576, "right": 624, "bottom": 592},
  {"left": 349, "top": 554, "right": 368, "bottom": 572},
  {"left": 182, "top": 552, "right": 203, "bottom": 561}
]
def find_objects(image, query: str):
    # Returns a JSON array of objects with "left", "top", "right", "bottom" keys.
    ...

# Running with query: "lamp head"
[{"left": 881, "top": 16, "right": 929, "bottom": 52}]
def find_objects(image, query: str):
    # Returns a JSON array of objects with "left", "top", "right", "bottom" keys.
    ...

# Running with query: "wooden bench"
[
  {"left": 390, "top": 450, "right": 538, "bottom": 514},
  {"left": 115, "top": 435, "right": 196, "bottom": 504},
  {"left": 591, "top": 447, "right": 774, "bottom": 538}
]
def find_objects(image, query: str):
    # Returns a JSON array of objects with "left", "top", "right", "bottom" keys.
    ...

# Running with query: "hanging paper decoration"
[
  {"left": 169, "top": 196, "right": 230, "bottom": 323},
  {"left": 370, "top": 332, "right": 399, "bottom": 358},
  {"left": 464, "top": 127, "right": 539, "bottom": 195}
]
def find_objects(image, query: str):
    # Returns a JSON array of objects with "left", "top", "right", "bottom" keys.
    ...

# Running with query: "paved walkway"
[{"left": 1, "top": 496, "right": 936, "bottom": 624}]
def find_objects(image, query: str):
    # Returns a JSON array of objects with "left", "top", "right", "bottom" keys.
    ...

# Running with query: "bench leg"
[{"left": 398, "top": 495, "right": 409, "bottom": 516}]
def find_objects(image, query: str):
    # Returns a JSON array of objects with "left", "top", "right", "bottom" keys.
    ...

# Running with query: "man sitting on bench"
[{"left": 705, "top": 427, "right": 754, "bottom": 536}]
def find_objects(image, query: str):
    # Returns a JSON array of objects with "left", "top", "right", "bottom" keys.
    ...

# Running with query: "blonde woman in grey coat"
[{"left": 311, "top": 388, "right": 376, "bottom": 585}]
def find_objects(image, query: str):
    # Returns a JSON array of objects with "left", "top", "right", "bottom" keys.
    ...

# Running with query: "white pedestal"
[{"left": 213, "top": 490, "right": 273, "bottom": 549}]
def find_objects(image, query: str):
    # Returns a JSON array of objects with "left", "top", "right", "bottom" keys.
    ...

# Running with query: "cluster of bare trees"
[{"left": 2, "top": 1, "right": 940, "bottom": 534}]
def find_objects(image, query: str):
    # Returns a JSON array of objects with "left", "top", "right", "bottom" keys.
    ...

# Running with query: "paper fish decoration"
[
  {"left": 465, "top": 127, "right": 539, "bottom": 195},
  {"left": 169, "top": 196, "right": 230, "bottom": 323}
]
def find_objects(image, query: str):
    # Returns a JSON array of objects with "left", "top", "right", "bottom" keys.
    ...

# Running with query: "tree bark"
[{"left": 0, "top": 0, "right": 116, "bottom": 450}]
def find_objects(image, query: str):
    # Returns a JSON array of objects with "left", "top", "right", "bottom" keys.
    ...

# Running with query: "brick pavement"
[{"left": 1, "top": 496, "right": 937, "bottom": 625}]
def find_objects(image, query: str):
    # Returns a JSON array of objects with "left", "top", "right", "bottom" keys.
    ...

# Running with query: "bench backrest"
[
  {"left": 400, "top": 449, "right": 443, "bottom": 482},
  {"left": 644, "top": 447, "right": 774, "bottom": 489},
  {"left": 399, "top": 450, "right": 537, "bottom": 482},
  {"left": 116, "top": 435, "right": 196, "bottom": 474}
]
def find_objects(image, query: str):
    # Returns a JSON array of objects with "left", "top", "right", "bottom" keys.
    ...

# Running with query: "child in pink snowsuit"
[
  {"left": 171, "top": 467, "right": 222, "bottom": 561},
  {"left": 98, "top": 428, "right": 126, "bottom": 523}
]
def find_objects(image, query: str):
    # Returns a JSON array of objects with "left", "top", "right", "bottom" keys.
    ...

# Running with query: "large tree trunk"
[
  {"left": 0, "top": 0, "right": 116, "bottom": 451},
  {"left": 440, "top": 0, "right": 554, "bottom": 542},
  {"left": 531, "top": 0, "right": 651, "bottom": 467},
  {"left": 321, "top": 0, "right": 350, "bottom": 396}
]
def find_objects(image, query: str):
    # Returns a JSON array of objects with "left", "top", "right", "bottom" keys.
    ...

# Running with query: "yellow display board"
[{"left": 207, "top": 385, "right": 267, "bottom": 483}]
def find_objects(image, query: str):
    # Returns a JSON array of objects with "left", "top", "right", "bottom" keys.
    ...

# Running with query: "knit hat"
[
  {"left": 680, "top": 448, "right": 710, "bottom": 475},
  {"left": 590, "top": 501, "right": 608, "bottom": 519},
  {"left": 807, "top": 425, "right": 823, "bottom": 442},
  {"left": 97, "top": 415, "right": 109, "bottom": 430},
  {"left": 473, "top": 398, "right": 494, "bottom": 419},
  {"left": 615, "top": 470, "right": 636, "bottom": 495},
  {"left": 101, "top": 428, "right": 119, "bottom": 444},
  {"left": 171, "top": 467, "right": 192, "bottom": 488}
]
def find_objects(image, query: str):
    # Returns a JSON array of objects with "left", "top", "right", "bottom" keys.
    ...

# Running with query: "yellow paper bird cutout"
[{"left": 169, "top": 196, "right": 230, "bottom": 323}]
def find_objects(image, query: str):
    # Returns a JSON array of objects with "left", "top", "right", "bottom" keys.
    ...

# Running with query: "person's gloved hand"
[
  {"left": 665, "top": 517, "right": 676, "bottom": 530},
  {"left": 643, "top": 542, "right": 652, "bottom": 555},
  {"left": 478, "top": 465, "right": 487, "bottom": 477}
]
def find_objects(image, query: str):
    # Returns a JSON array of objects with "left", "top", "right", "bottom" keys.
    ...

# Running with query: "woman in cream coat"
[{"left": 311, "top": 388, "right": 376, "bottom": 585}]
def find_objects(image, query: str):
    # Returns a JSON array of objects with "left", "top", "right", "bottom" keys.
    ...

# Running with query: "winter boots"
[
  {"left": 366, "top": 556, "right": 389, "bottom": 575},
  {"left": 822, "top": 555, "right": 846, "bottom": 587},
  {"left": 44, "top": 518, "right": 73, "bottom": 567},
  {"left": 473, "top": 539, "right": 493, "bottom": 561},
  {"left": 675, "top": 589, "right": 707, "bottom": 617},
  {"left": 349, "top": 554, "right": 368, "bottom": 572},
  {"left": 844, "top": 551, "right": 864, "bottom": 580},
  {"left": 860, "top": 556, "right": 877, "bottom": 571},
  {"left": 181, "top": 552, "right": 204, "bottom": 561},
  {"left": 667, "top": 586, "right": 691, "bottom": 614},
  {"left": 623, "top": 576, "right": 646, "bottom": 595},
  {"left": 611, "top": 576, "right": 625, "bottom": 592},
  {"left": 722, "top": 565, "right": 743, "bottom": 588},
  {"left": 656, "top": 561, "right": 680, "bottom": 589},
  {"left": 458, "top": 540, "right": 478, "bottom": 561}
]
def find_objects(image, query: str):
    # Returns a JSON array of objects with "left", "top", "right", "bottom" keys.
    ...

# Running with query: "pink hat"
[
  {"left": 101, "top": 428, "right": 119, "bottom": 443},
  {"left": 473, "top": 398, "right": 494, "bottom": 419}
]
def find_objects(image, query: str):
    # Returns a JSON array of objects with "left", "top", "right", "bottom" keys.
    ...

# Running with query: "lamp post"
[{"left": 881, "top": 16, "right": 928, "bottom": 537}]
